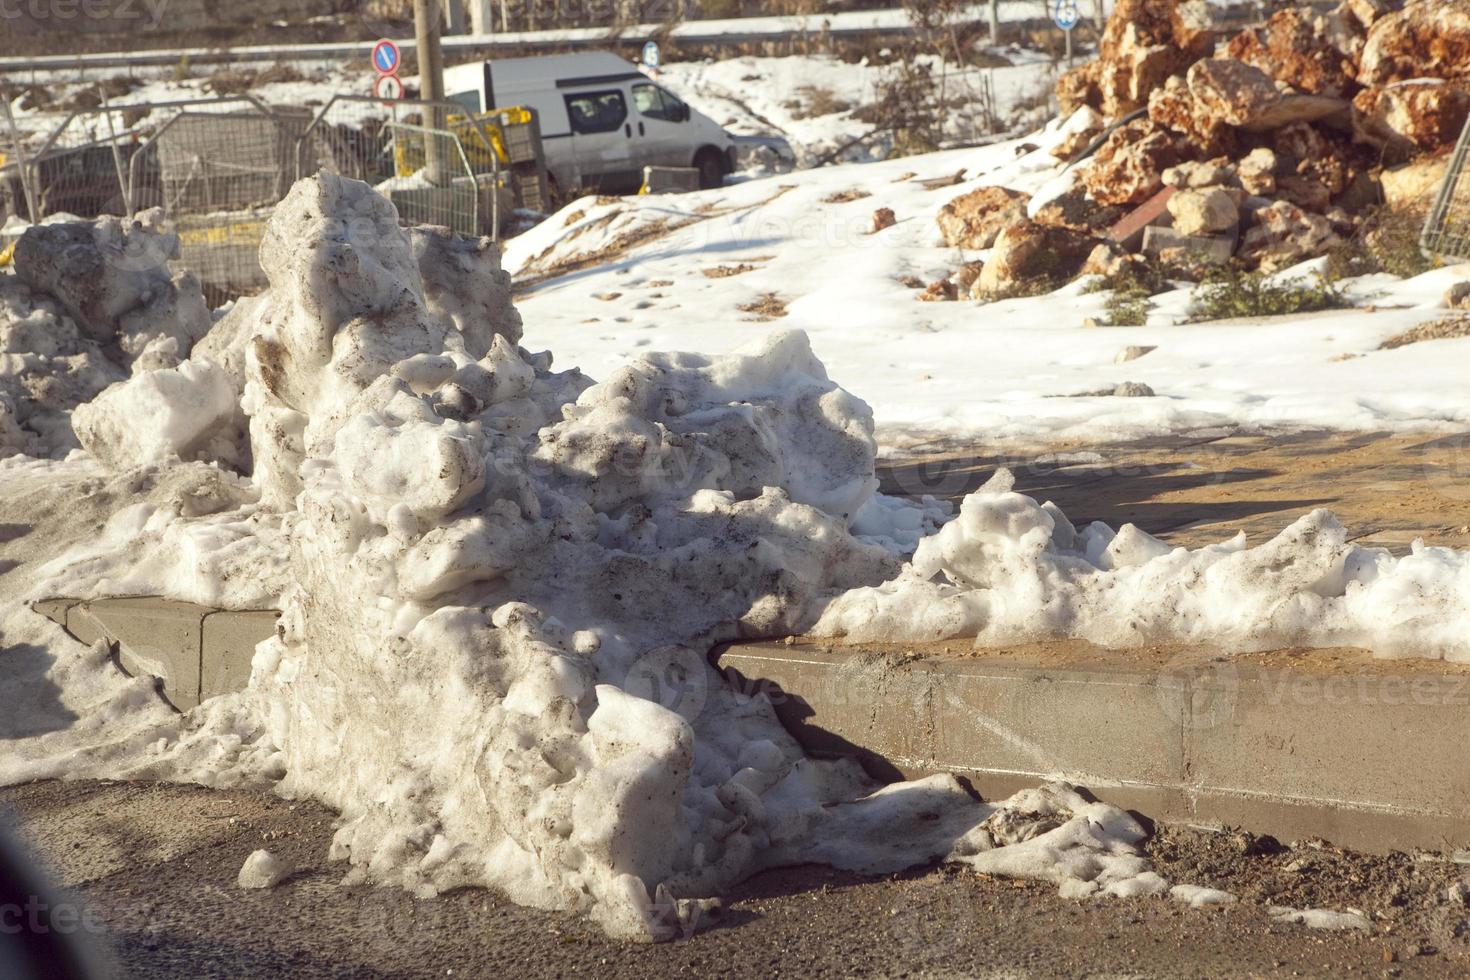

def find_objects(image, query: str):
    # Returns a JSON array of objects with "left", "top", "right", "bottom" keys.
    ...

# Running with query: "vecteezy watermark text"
[{"left": 0, "top": 0, "right": 169, "bottom": 31}]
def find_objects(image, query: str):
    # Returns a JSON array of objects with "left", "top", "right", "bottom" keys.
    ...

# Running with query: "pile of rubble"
[{"left": 930, "top": 0, "right": 1468, "bottom": 302}]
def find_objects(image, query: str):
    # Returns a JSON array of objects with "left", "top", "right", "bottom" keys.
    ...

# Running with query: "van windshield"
[{"left": 632, "top": 84, "right": 686, "bottom": 123}]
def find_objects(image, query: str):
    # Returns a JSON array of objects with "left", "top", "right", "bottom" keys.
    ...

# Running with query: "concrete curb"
[
  {"left": 715, "top": 642, "right": 1470, "bottom": 854},
  {"left": 32, "top": 598, "right": 279, "bottom": 712}
]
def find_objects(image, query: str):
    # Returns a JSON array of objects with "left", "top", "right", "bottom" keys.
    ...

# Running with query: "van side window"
[
  {"left": 564, "top": 90, "right": 628, "bottom": 134},
  {"left": 632, "top": 83, "right": 684, "bottom": 122}
]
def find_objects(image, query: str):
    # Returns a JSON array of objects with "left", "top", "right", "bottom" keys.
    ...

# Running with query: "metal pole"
[
  {"left": 101, "top": 100, "right": 134, "bottom": 219},
  {"left": 1094, "top": 0, "right": 1106, "bottom": 32},
  {"left": 0, "top": 89, "right": 39, "bottom": 224},
  {"left": 415, "top": 0, "right": 448, "bottom": 186},
  {"left": 989, "top": 0, "right": 999, "bottom": 45},
  {"left": 469, "top": 0, "right": 493, "bottom": 34},
  {"left": 445, "top": 0, "right": 466, "bottom": 35}
]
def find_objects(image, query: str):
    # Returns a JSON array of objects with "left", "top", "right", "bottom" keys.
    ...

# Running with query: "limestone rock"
[
  {"left": 1116, "top": 345, "right": 1157, "bottom": 363},
  {"left": 1358, "top": 0, "right": 1470, "bottom": 86},
  {"left": 1162, "top": 160, "right": 1238, "bottom": 189},
  {"left": 1444, "top": 282, "right": 1470, "bottom": 310},
  {"left": 1148, "top": 75, "right": 1237, "bottom": 159},
  {"left": 1050, "top": 106, "right": 1106, "bottom": 161},
  {"left": 973, "top": 220, "right": 1096, "bottom": 298},
  {"left": 1380, "top": 155, "right": 1451, "bottom": 210},
  {"left": 1352, "top": 80, "right": 1470, "bottom": 160},
  {"left": 1113, "top": 381, "right": 1156, "bottom": 397},
  {"left": 871, "top": 207, "right": 897, "bottom": 234},
  {"left": 1167, "top": 188, "right": 1239, "bottom": 235},
  {"left": 935, "top": 186, "right": 1030, "bottom": 249},
  {"left": 1032, "top": 185, "right": 1125, "bottom": 234},
  {"left": 1239, "top": 200, "right": 1341, "bottom": 271},
  {"left": 1054, "top": 0, "right": 1216, "bottom": 120},
  {"left": 1083, "top": 119, "right": 1190, "bottom": 207},
  {"left": 1225, "top": 6, "right": 1365, "bottom": 97},
  {"left": 1237, "top": 148, "right": 1278, "bottom": 196},
  {"left": 1277, "top": 174, "right": 1333, "bottom": 213},
  {"left": 1186, "top": 59, "right": 1283, "bottom": 128}
]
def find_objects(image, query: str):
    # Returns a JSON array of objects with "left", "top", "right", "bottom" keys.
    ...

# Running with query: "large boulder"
[
  {"left": 1352, "top": 80, "right": 1470, "bottom": 161},
  {"left": 1148, "top": 75, "right": 1237, "bottom": 159},
  {"left": 1358, "top": 0, "right": 1470, "bottom": 86},
  {"left": 1083, "top": 118, "right": 1191, "bottom": 207},
  {"left": 1055, "top": 0, "right": 1215, "bottom": 120},
  {"left": 1225, "top": 6, "right": 1365, "bottom": 97},
  {"left": 935, "top": 186, "right": 1031, "bottom": 250},
  {"left": 972, "top": 220, "right": 1095, "bottom": 298},
  {"left": 1186, "top": 59, "right": 1284, "bottom": 128},
  {"left": 1239, "top": 200, "right": 1341, "bottom": 271}
]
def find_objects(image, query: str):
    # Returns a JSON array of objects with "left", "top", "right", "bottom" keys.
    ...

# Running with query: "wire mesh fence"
[
  {"left": 0, "top": 93, "right": 548, "bottom": 301},
  {"left": 1421, "top": 116, "right": 1470, "bottom": 263}
]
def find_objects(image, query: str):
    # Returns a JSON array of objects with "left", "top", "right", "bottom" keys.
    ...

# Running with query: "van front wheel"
[{"left": 693, "top": 148, "right": 725, "bottom": 190}]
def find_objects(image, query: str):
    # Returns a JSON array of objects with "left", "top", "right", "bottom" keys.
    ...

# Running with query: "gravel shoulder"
[{"left": 2, "top": 779, "right": 1468, "bottom": 979}]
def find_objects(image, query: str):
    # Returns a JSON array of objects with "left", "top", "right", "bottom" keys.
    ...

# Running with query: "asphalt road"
[{"left": 2, "top": 779, "right": 1465, "bottom": 979}]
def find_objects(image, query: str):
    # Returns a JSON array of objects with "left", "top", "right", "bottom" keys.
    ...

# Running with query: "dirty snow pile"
[
  {"left": 814, "top": 467, "right": 1470, "bottom": 661},
  {"left": 0, "top": 211, "right": 213, "bottom": 461},
  {"left": 1, "top": 173, "right": 1203, "bottom": 940}
]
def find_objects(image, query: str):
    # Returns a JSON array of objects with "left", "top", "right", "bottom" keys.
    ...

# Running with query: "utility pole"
[{"left": 414, "top": 0, "right": 448, "bottom": 185}]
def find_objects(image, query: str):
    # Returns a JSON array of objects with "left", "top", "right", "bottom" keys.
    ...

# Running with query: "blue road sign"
[
  {"left": 372, "top": 39, "right": 401, "bottom": 75},
  {"left": 642, "top": 41, "right": 661, "bottom": 69},
  {"left": 1053, "top": 0, "right": 1080, "bottom": 30}
]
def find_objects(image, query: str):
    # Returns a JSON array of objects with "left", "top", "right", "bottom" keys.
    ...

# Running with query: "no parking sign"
[
  {"left": 372, "top": 39, "right": 401, "bottom": 75},
  {"left": 371, "top": 39, "right": 403, "bottom": 104}
]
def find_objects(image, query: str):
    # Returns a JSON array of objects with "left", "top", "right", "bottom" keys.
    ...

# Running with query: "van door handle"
[
  {"left": 625, "top": 123, "right": 632, "bottom": 137},
  {"left": 639, "top": 122, "right": 645, "bottom": 136}
]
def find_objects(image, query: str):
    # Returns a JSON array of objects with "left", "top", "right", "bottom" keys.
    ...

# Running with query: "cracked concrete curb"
[
  {"left": 715, "top": 642, "right": 1470, "bottom": 854},
  {"left": 31, "top": 597, "right": 279, "bottom": 711}
]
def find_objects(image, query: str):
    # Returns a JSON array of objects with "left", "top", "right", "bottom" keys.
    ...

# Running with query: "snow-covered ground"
[
  {"left": 658, "top": 51, "right": 1058, "bottom": 163},
  {"left": 507, "top": 121, "right": 1470, "bottom": 448}
]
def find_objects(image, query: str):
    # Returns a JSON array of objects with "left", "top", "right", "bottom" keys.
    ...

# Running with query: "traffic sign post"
[
  {"left": 641, "top": 41, "right": 660, "bottom": 73},
  {"left": 371, "top": 39, "right": 403, "bottom": 105},
  {"left": 1053, "top": 0, "right": 1080, "bottom": 64}
]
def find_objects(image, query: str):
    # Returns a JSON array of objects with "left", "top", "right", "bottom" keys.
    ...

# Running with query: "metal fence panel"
[{"left": 1421, "top": 116, "right": 1470, "bottom": 262}]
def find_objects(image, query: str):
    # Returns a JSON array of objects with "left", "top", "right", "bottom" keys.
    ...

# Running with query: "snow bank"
[
  {"left": 0, "top": 211, "right": 213, "bottom": 460},
  {"left": 813, "top": 468, "right": 1470, "bottom": 661},
  {"left": 17, "top": 172, "right": 1439, "bottom": 942},
  {"left": 90, "top": 172, "right": 1153, "bottom": 940},
  {"left": 0, "top": 277, "right": 124, "bottom": 458}
]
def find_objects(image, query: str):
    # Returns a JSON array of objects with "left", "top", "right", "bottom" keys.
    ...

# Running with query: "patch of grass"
[
  {"left": 1083, "top": 264, "right": 1173, "bottom": 326},
  {"left": 1326, "top": 207, "right": 1438, "bottom": 281},
  {"left": 973, "top": 274, "right": 1062, "bottom": 303},
  {"left": 703, "top": 263, "right": 757, "bottom": 278},
  {"left": 1192, "top": 267, "right": 1348, "bottom": 322},
  {"left": 738, "top": 293, "right": 789, "bottom": 320},
  {"left": 822, "top": 188, "right": 872, "bottom": 204},
  {"left": 785, "top": 85, "right": 853, "bottom": 120},
  {"left": 1379, "top": 313, "right": 1470, "bottom": 350}
]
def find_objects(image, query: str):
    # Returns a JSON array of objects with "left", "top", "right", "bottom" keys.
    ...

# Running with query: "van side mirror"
[{"left": 675, "top": 102, "right": 691, "bottom": 123}]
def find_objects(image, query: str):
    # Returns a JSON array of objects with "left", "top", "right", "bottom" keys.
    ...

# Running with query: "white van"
[{"left": 443, "top": 52, "right": 736, "bottom": 193}]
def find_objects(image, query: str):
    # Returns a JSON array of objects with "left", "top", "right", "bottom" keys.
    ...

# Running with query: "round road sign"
[
  {"left": 372, "top": 39, "right": 401, "bottom": 75},
  {"left": 375, "top": 73, "right": 405, "bottom": 102},
  {"left": 1053, "top": 0, "right": 1080, "bottom": 30},
  {"left": 641, "top": 41, "right": 660, "bottom": 69}
]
